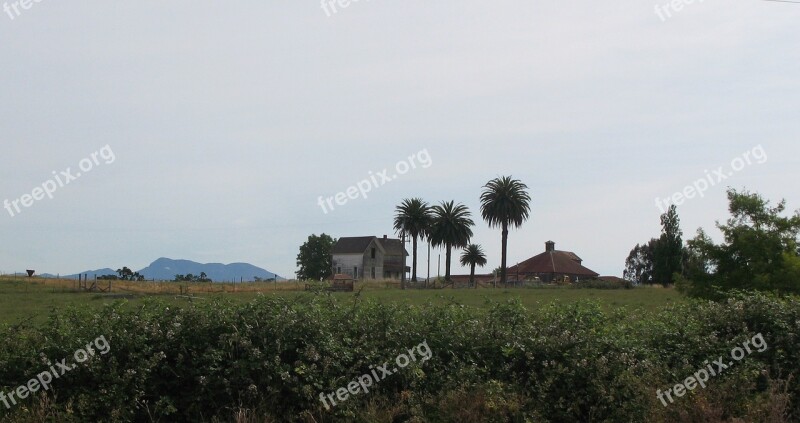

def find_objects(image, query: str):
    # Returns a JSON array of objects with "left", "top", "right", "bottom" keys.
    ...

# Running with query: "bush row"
[{"left": 0, "top": 291, "right": 797, "bottom": 422}]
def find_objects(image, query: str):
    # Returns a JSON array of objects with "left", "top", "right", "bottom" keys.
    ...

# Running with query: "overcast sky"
[{"left": 1, "top": 1, "right": 798, "bottom": 279}]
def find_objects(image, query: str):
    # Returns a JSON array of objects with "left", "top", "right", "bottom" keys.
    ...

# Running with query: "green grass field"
[{"left": 0, "top": 276, "right": 685, "bottom": 326}]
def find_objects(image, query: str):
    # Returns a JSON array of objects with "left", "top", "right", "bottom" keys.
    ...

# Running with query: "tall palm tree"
[
  {"left": 428, "top": 201, "right": 474, "bottom": 282},
  {"left": 480, "top": 176, "right": 531, "bottom": 287},
  {"left": 393, "top": 198, "right": 432, "bottom": 283},
  {"left": 460, "top": 244, "right": 487, "bottom": 288}
]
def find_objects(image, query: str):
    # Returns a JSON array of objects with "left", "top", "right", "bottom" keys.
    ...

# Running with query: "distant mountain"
[
  {"left": 50, "top": 259, "right": 282, "bottom": 282},
  {"left": 40, "top": 268, "right": 116, "bottom": 279},
  {"left": 138, "top": 258, "right": 281, "bottom": 282}
]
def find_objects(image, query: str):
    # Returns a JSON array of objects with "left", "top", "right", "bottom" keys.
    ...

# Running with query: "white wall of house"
[{"left": 332, "top": 239, "right": 386, "bottom": 280}]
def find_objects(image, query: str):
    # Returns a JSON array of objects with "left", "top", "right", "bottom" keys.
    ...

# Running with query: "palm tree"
[
  {"left": 428, "top": 201, "right": 474, "bottom": 282},
  {"left": 393, "top": 198, "right": 432, "bottom": 284},
  {"left": 460, "top": 244, "right": 487, "bottom": 288},
  {"left": 480, "top": 176, "right": 531, "bottom": 287}
]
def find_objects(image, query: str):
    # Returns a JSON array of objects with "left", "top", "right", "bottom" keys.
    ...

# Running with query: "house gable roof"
[
  {"left": 332, "top": 236, "right": 409, "bottom": 259},
  {"left": 379, "top": 238, "right": 409, "bottom": 257},
  {"left": 332, "top": 236, "right": 380, "bottom": 254}
]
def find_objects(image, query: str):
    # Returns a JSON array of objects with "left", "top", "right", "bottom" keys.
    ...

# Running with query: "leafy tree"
[
  {"left": 393, "top": 198, "right": 432, "bottom": 283},
  {"left": 681, "top": 189, "right": 800, "bottom": 298},
  {"left": 116, "top": 267, "right": 133, "bottom": 279},
  {"left": 480, "top": 176, "right": 531, "bottom": 286},
  {"left": 623, "top": 239, "right": 657, "bottom": 285},
  {"left": 429, "top": 201, "right": 474, "bottom": 282},
  {"left": 296, "top": 233, "right": 336, "bottom": 281},
  {"left": 623, "top": 206, "right": 684, "bottom": 286},
  {"left": 653, "top": 205, "right": 683, "bottom": 285},
  {"left": 116, "top": 266, "right": 144, "bottom": 281},
  {"left": 460, "top": 244, "right": 488, "bottom": 288}
]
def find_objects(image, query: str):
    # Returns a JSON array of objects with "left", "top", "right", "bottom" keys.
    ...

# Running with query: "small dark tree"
[
  {"left": 653, "top": 205, "right": 683, "bottom": 285},
  {"left": 460, "top": 244, "right": 488, "bottom": 288},
  {"left": 623, "top": 239, "right": 657, "bottom": 285},
  {"left": 116, "top": 267, "right": 144, "bottom": 281}
]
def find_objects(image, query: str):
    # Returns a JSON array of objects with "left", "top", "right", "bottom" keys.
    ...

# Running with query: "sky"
[{"left": 1, "top": 1, "right": 798, "bottom": 280}]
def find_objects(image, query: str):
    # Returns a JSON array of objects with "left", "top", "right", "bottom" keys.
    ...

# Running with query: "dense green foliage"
[
  {"left": 681, "top": 189, "right": 800, "bottom": 298},
  {"left": 653, "top": 205, "right": 683, "bottom": 285},
  {"left": 625, "top": 205, "right": 684, "bottom": 286},
  {"left": 296, "top": 234, "right": 336, "bottom": 281},
  {"left": 0, "top": 291, "right": 797, "bottom": 422},
  {"left": 624, "top": 239, "right": 657, "bottom": 285}
]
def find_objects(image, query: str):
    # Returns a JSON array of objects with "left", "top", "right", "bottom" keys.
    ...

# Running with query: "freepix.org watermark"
[
  {"left": 320, "top": 0, "right": 371, "bottom": 17},
  {"left": 656, "top": 333, "right": 767, "bottom": 407},
  {"left": 0, "top": 335, "right": 111, "bottom": 411},
  {"left": 3, "top": 0, "right": 45, "bottom": 21},
  {"left": 654, "top": 0, "right": 706, "bottom": 22},
  {"left": 319, "top": 340, "right": 432, "bottom": 411},
  {"left": 317, "top": 149, "right": 432, "bottom": 215},
  {"left": 655, "top": 144, "right": 767, "bottom": 213},
  {"left": 4, "top": 145, "right": 116, "bottom": 218}
]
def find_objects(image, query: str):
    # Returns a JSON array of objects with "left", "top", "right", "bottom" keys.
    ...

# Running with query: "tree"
[
  {"left": 682, "top": 189, "right": 800, "bottom": 298},
  {"left": 460, "top": 244, "right": 487, "bottom": 288},
  {"left": 116, "top": 267, "right": 134, "bottom": 280},
  {"left": 480, "top": 176, "right": 531, "bottom": 287},
  {"left": 653, "top": 205, "right": 683, "bottom": 285},
  {"left": 296, "top": 234, "right": 336, "bottom": 281},
  {"left": 393, "top": 198, "right": 432, "bottom": 283},
  {"left": 622, "top": 206, "right": 684, "bottom": 286},
  {"left": 428, "top": 201, "right": 474, "bottom": 282},
  {"left": 623, "top": 239, "right": 657, "bottom": 285},
  {"left": 116, "top": 267, "right": 144, "bottom": 281}
]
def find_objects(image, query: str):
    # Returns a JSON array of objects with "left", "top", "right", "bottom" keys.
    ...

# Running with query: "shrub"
[{"left": 0, "top": 292, "right": 796, "bottom": 422}]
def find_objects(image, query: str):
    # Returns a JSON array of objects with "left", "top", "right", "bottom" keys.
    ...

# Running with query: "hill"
[
  {"left": 44, "top": 259, "right": 282, "bottom": 282},
  {"left": 138, "top": 258, "right": 281, "bottom": 282}
]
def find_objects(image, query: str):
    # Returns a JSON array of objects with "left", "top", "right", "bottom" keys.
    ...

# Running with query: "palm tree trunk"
[
  {"left": 501, "top": 222, "right": 509, "bottom": 287},
  {"left": 470, "top": 264, "right": 476, "bottom": 288},
  {"left": 445, "top": 244, "right": 452, "bottom": 281},
  {"left": 412, "top": 236, "right": 418, "bottom": 282}
]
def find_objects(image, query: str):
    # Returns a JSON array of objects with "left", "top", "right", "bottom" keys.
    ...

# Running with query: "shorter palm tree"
[{"left": 460, "top": 244, "right": 488, "bottom": 288}]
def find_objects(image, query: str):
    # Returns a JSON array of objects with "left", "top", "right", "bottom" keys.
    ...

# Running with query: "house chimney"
[
  {"left": 383, "top": 235, "right": 388, "bottom": 239},
  {"left": 545, "top": 241, "right": 555, "bottom": 252}
]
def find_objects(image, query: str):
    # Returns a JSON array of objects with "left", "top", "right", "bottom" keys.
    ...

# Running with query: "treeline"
[{"left": 625, "top": 188, "right": 800, "bottom": 298}]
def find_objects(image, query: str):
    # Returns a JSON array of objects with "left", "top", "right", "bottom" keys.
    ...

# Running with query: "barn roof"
[{"left": 507, "top": 249, "right": 598, "bottom": 277}]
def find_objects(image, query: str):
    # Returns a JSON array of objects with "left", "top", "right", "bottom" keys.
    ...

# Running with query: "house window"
[
  {"left": 336, "top": 267, "right": 341, "bottom": 274},
  {"left": 371, "top": 248, "right": 376, "bottom": 259},
  {"left": 354, "top": 266, "right": 358, "bottom": 278},
  {"left": 371, "top": 267, "right": 376, "bottom": 279}
]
